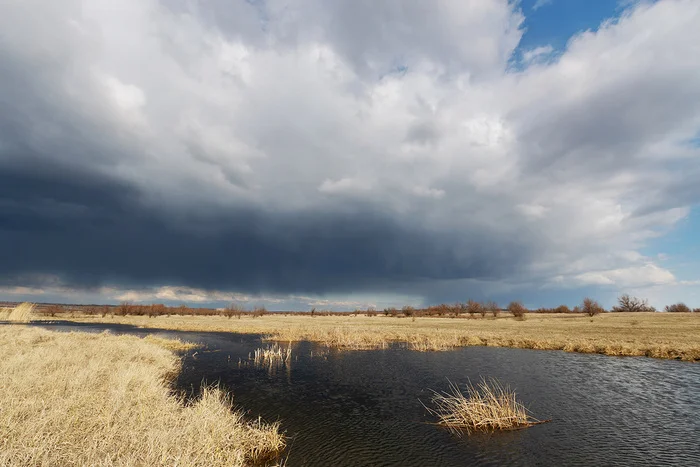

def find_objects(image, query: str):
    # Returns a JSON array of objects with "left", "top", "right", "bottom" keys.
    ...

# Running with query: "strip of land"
[
  {"left": 64, "top": 312, "right": 700, "bottom": 361},
  {"left": 0, "top": 325, "right": 285, "bottom": 466}
]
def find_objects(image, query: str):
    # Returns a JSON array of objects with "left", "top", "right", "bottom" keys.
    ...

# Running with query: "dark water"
[{"left": 37, "top": 322, "right": 700, "bottom": 466}]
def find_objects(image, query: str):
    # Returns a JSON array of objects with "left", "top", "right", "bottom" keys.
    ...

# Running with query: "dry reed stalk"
[
  {"left": 252, "top": 343, "right": 292, "bottom": 369},
  {"left": 426, "top": 378, "right": 548, "bottom": 435},
  {"left": 0, "top": 302, "right": 36, "bottom": 322}
]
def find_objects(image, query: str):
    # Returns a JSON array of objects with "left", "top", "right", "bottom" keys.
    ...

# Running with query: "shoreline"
[{"left": 53, "top": 312, "right": 700, "bottom": 362}]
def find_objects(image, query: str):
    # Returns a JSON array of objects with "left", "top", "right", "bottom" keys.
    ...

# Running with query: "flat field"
[{"left": 67, "top": 312, "right": 700, "bottom": 361}]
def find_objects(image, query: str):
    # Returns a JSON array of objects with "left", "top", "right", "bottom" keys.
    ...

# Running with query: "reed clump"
[
  {"left": 252, "top": 343, "right": 292, "bottom": 369},
  {"left": 427, "top": 379, "right": 547, "bottom": 435},
  {"left": 0, "top": 302, "right": 36, "bottom": 322}
]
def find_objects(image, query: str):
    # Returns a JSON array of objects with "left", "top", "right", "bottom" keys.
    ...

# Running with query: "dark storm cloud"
[{"left": 0, "top": 162, "right": 531, "bottom": 293}]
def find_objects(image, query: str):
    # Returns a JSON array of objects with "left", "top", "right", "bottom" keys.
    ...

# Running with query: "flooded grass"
[
  {"left": 252, "top": 343, "right": 292, "bottom": 369},
  {"left": 426, "top": 379, "right": 549, "bottom": 435}
]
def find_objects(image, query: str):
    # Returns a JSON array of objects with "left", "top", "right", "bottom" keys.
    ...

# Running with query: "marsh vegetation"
[
  {"left": 57, "top": 310, "right": 700, "bottom": 361},
  {"left": 426, "top": 379, "right": 549, "bottom": 435},
  {"left": 0, "top": 324, "right": 285, "bottom": 466}
]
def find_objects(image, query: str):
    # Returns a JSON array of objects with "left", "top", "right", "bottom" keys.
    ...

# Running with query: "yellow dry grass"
[
  {"left": 426, "top": 379, "right": 547, "bottom": 434},
  {"left": 252, "top": 344, "right": 292, "bottom": 370},
  {"left": 65, "top": 312, "right": 700, "bottom": 361},
  {"left": 0, "top": 302, "right": 36, "bottom": 323},
  {"left": 0, "top": 326, "right": 285, "bottom": 466}
]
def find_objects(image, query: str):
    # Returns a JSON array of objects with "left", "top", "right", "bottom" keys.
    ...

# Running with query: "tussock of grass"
[
  {"left": 426, "top": 379, "right": 547, "bottom": 435},
  {"left": 0, "top": 327, "right": 285, "bottom": 466},
  {"left": 0, "top": 302, "right": 36, "bottom": 322}
]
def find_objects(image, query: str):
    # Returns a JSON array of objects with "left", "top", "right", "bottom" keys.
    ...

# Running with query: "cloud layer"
[{"left": 1, "top": 0, "right": 699, "bottom": 306}]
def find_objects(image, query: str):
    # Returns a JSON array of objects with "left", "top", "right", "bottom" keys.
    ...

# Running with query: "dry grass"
[
  {"left": 252, "top": 344, "right": 292, "bottom": 370},
  {"left": 426, "top": 379, "right": 547, "bottom": 435},
  {"left": 63, "top": 312, "right": 700, "bottom": 361},
  {"left": 0, "top": 326, "right": 285, "bottom": 466},
  {"left": 0, "top": 302, "right": 36, "bottom": 323}
]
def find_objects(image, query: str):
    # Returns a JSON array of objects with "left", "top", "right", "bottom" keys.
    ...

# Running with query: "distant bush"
[
  {"left": 466, "top": 300, "right": 482, "bottom": 318},
  {"left": 665, "top": 303, "right": 691, "bottom": 313},
  {"left": 116, "top": 301, "right": 135, "bottom": 316},
  {"left": 507, "top": 301, "right": 527, "bottom": 319},
  {"left": 402, "top": 306, "right": 415, "bottom": 318},
  {"left": 611, "top": 294, "right": 655, "bottom": 313},
  {"left": 252, "top": 306, "right": 267, "bottom": 318},
  {"left": 484, "top": 301, "right": 500, "bottom": 318},
  {"left": 554, "top": 305, "right": 571, "bottom": 313},
  {"left": 45, "top": 304, "right": 64, "bottom": 317},
  {"left": 223, "top": 303, "right": 245, "bottom": 319},
  {"left": 366, "top": 307, "right": 377, "bottom": 317},
  {"left": 581, "top": 298, "right": 605, "bottom": 317},
  {"left": 694, "top": 308, "right": 700, "bottom": 313},
  {"left": 424, "top": 303, "right": 454, "bottom": 317},
  {"left": 449, "top": 303, "right": 463, "bottom": 318}
]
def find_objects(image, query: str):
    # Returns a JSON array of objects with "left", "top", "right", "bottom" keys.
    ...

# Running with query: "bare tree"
[
  {"left": 612, "top": 294, "right": 654, "bottom": 313},
  {"left": 581, "top": 298, "right": 605, "bottom": 317},
  {"left": 484, "top": 301, "right": 500, "bottom": 318}
]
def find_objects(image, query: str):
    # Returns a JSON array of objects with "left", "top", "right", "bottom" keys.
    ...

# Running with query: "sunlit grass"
[
  {"left": 426, "top": 379, "right": 548, "bottom": 435},
  {"left": 252, "top": 343, "right": 292, "bottom": 369},
  {"left": 0, "top": 302, "right": 36, "bottom": 322},
  {"left": 65, "top": 312, "right": 700, "bottom": 361},
  {"left": 0, "top": 327, "right": 285, "bottom": 466}
]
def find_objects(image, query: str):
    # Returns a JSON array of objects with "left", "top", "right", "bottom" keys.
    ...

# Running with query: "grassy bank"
[
  {"left": 65, "top": 312, "right": 700, "bottom": 361},
  {"left": 0, "top": 326, "right": 285, "bottom": 466}
]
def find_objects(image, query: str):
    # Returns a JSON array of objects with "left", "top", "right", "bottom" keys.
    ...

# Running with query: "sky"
[{"left": 1, "top": 0, "right": 699, "bottom": 310}]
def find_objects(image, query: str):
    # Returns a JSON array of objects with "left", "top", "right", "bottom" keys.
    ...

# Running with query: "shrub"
[
  {"left": 581, "top": 298, "right": 605, "bottom": 317},
  {"left": 694, "top": 308, "right": 700, "bottom": 313},
  {"left": 507, "top": 301, "right": 527, "bottom": 319},
  {"left": 611, "top": 294, "right": 654, "bottom": 313},
  {"left": 402, "top": 306, "right": 415, "bottom": 318},
  {"left": 484, "top": 301, "right": 500, "bottom": 318},
  {"left": 252, "top": 306, "right": 267, "bottom": 318},
  {"left": 84, "top": 306, "right": 101, "bottom": 316},
  {"left": 554, "top": 305, "right": 571, "bottom": 313},
  {"left": 384, "top": 307, "right": 398, "bottom": 317},
  {"left": 466, "top": 300, "right": 482, "bottom": 318},
  {"left": 665, "top": 303, "right": 691, "bottom": 313},
  {"left": 223, "top": 303, "right": 245, "bottom": 319},
  {"left": 116, "top": 301, "right": 135, "bottom": 316},
  {"left": 45, "top": 304, "right": 64, "bottom": 317}
]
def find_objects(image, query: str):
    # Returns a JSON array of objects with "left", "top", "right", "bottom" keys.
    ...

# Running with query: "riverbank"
[
  {"left": 0, "top": 326, "right": 285, "bottom": 466},
  {"left": 64, "top": 312, "right": 700, "bottom": 361}
]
